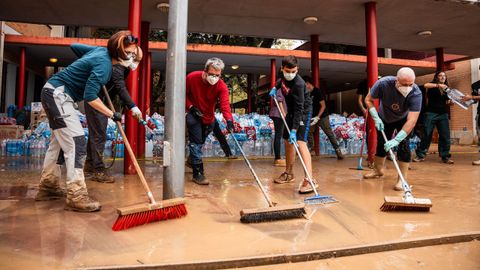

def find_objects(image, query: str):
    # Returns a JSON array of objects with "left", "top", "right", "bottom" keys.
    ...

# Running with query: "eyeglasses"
[{"left": 125, "top": 35, "right": 138, "bottom": 44}]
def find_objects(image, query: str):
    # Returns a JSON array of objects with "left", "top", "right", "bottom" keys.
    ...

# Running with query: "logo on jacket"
[{"left": 391, "top": 103, "right": 400, "bottom": 111}]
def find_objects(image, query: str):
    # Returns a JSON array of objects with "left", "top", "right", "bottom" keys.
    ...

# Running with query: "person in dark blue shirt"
[
  {"left": 35, "top": 31, "right": 139, "bottom": 212},
  {"left": 363, "top": 67, "right": 422, "bottom": 191}
]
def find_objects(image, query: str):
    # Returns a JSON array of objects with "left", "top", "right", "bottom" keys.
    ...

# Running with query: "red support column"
[
  {"left": 125, "top": 0, "right": 142, "bottom": 174},
  {"left": 269, "top": 59, "right": 276, "bottom": 109},
  {"left": 435, "top": 47, "right": 444, "bottom": 72},
  {"left": 17, "top": 47, "right": 26, "bottom": 109},
  {"left": 247, "top": 74, "right": 252, "bottom": 113},
  {"left": 311, "top": 35, "right": 320, "bottom": 156},
  {"left": 145, "top": 53, "right": 152, "bottom": 116},
  {"left": 137, "top": 21, "right": 149, "bottom": 158},
  {"left": 365, "top": 1, "right": 378, "bottom": 163}
]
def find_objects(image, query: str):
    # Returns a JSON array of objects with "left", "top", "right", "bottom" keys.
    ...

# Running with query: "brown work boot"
[
  {"left": 35, "top": 184, "right": 66, "bottom": 201},
  {"left": 65, "top": 181, "right": 101, "bottom": 212},
  {"left": 298, "top": 178, "right": 319, "bottom": 194},
  {"left": 363, "top": 156, "right": 386, "bottom": 179},
  {"left": 192, "top": 163, "right": 209, "bottom": 185},
  {"left": 273, "top": 171, "right": 295, "bottom": 184},
  {"left": 90, "top": 168, "right": 114, "bottom": 183},
  {"left": 273, "top": 159, "right": 286, "bottom": 167}
]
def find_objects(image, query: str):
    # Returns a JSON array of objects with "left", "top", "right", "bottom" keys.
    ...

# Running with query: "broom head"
[
  {"left": 304, "top": 194, "right": 337, "bottom": 205},
  {"left": 380, "top": 196, "right": 432, "bottom": 212},
  {"left": 240, "top": 203, "right": 306, "bottom": 223},
  {"left": 112, "top": 197, "right": 187, "bottom": 231}
]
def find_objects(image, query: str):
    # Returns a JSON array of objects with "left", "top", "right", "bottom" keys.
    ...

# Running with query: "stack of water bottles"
[
  {"left": 0, "top": 121, "right": 50, "bottom": 158},
  {"left": 201, "top": 113, "right": 274, "bottom": 157},
  {"left": 318, "top": 114, "right": 367, "bottom": 156}
]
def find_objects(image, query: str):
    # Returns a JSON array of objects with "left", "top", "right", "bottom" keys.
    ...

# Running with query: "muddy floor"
[{"left": 0, "top": 145, "right": 479, "bottom": 269}]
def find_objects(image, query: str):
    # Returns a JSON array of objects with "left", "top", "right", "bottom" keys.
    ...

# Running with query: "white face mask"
[
  {"left": 283, "top": 71, "right": 297, "bottom": 81},
  {"left": 206, "top": 75, "right": 219, "bottom": 85},
  {"left": 119, "top": 57, "right": 140, "bottom": 71},
  {"left": 397, "top": 85, "right": 413, "bottom": 97}
]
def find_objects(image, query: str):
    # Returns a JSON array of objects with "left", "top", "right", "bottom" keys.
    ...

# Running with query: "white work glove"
[
  {"left": 130, "top": 106, "right": 142, "bottom": 121},
  {"left": 310, "top": 116, "right": 320, "bottom": 126}
]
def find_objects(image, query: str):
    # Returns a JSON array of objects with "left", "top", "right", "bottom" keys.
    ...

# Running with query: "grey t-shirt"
[{"left": 370, "top": 76, "right": 422, "bottom": 123}]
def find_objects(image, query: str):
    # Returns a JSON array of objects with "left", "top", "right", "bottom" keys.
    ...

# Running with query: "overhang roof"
[
  {"left": 4, "top": 35, "right": 436, "bottom": 92},
  {"left": 1, "top": 0, "right": 480, "bottom": 57}
]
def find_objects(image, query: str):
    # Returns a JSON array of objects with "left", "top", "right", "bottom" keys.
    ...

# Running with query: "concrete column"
[
  {"left": 145, "top": 53, "right": 152, "bottom": 115},
  {"left": 163, "top": 0, "right": 188, "bottom": 199},
  {"left": 247, "top": 73, "right": 252, "bottom": 113},
  {"left": 0, "top": 22, "right": 4, "bottom": 109},
  {"left": 125, "top": 0, "right": 142, "bottom": 174}
]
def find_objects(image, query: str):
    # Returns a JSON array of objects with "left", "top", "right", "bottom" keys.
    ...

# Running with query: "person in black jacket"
[
  {"left": 84, "top": 46, "right": 144, "bottom": 183},
  {"left": 270, "top": 55, "right": 318, "bottom": 194}
]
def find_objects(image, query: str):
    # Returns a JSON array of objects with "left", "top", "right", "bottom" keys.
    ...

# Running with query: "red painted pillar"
[
  {"left": 17, "top": 47, "right": 26, "bottom": 109},
  {"left": 435, "top": 47, "right": 444, "bottom": 72},
  {"left": 270, "top": 59, "right": 276, "bottom": 110},
  {"left": 137, "top": 21, "right": 149, "bottom": 158},
  {"left": 125, "top": 0, "right": 142, "bottom": 174},
  {"left": 247, "top": 74, "right": 252, "bottom": 113},
  {"left": 311, "top": 35, "right": 320, "bottom": 156},
  {"left": 365, "top": 2, "right": 378, "bottom": 163},
  {"left": 145, "top": 53, "right": 152, "bottom": 115}
]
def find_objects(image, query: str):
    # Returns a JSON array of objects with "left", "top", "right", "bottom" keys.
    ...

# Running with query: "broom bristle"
[
  {"left": 112, "top": 203, "right": 187, "bottom": 231},
  {"left": 240, "top": 208, "right": 306, "bottom": 223},
  {"left": 380, "top": 196, "right": 432, "bottom": 212},
  {"left": 304, "top": 194, "right": 337, "bottom": 205}
]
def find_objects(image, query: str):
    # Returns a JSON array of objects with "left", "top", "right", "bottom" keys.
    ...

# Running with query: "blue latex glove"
[
  {"left": 269, "top": 87, "right": 277, "bottom": 98},
  {"left": 384, "top": 130, "right": 408, "bottom": 152},
  {"left": 289, "top": 129, "right": 297, "bottom": 144},
  {"left": 368, "top": 107, "right": 384, "bottom": 131}
]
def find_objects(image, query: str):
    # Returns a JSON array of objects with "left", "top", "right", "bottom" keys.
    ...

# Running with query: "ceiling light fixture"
[
  {"left": 49, "top": 58, "right": 58, "bottom": 63},
  {"left": 231, "top": 65, "right": 239, "bottom": 70},
  {"left": 416, "top": 30, "right": 432, "bottom": 37},
  {"left": 156, "top": 2, "right": 169, "bottom": 13},
  {"left": 303, "top": 16, "right": 318, "bottom": 25}
]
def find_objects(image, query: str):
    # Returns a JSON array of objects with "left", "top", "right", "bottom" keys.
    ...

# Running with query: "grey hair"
[
  {"left": 397, "top": 67, "right": 416, "bottom": 80},
  {"left": 204, "top": 57, "right": 225, "bottom": 71}
]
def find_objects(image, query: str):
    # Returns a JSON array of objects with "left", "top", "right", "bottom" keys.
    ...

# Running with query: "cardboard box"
[{"left": 0, "top": 125, "right": 24, "bottom": 140}]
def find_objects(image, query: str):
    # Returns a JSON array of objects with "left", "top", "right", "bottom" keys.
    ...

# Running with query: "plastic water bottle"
[
  {"left": 1, "top": 140, "right": 6, "bottom": 156},
  {"left": 145, "top": 140, "right": 153, "bottom": 158},
  {"left": 104, "top": 140, "right": 112, "bottom": 158}
]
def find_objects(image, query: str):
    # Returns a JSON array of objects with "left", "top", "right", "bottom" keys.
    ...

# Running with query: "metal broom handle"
[
  {"left": 102, "top": 86, "right": 157, "bottom": 204},
  {"left": 380, "top": 130, "right": 413, "bottom": 195},
  {"left": 273, "top": 97, "right": 320, "bottom": 196},
  {"left": 230, "top": 131, "right": 274, "bottom": 207}
]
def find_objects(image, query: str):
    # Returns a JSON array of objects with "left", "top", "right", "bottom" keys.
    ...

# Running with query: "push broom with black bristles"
[
  {"left": 101, "top": 86, "right": 187, "bottom": 231},
  {"left": 273, "top": 97, "right": 337, "bottom": 205},
  {"left": 379, "top": 130, "right": 432, "bottom": 212},
  {"left": 229, "top": 131, "right": 306, "bottom": 223}
]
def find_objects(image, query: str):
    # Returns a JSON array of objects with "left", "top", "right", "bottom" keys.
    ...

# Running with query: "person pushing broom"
[{"left": 363, "top": 67, "right": 422, "bottom": 191}]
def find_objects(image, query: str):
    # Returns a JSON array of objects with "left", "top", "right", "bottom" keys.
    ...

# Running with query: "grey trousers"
[
  {"left": 85, "top": 101, "right": 108, "bottom": 170},
  {"left": 308, "top": 116, "right": 340, "bottom": 150},
  {"left": 39, "top": 83, "right": 87, "bottom": 189}
]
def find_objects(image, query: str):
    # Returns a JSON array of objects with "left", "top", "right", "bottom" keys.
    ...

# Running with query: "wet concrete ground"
[{"left": 0, "top": 145, "right": 479, "bottom": 269}]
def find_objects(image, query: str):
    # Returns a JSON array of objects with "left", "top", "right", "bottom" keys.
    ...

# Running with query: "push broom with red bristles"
[{"left": 102, "top": 86, "right": 187, "bottom": 231}]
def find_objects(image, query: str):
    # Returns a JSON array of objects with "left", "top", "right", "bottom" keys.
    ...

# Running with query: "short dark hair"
[
  {"left": 303, "top": 75, "right": 313, "bottom": 84},
  {"left": 282, "top": 55, "right": 298, "bottom": 69}
]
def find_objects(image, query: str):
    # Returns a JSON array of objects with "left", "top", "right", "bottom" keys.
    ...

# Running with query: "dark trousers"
[
  {"left": 186, "top": 113, "right": 214, "bottom": 164},
  {"left": 212, "top": 120, "right": 232, "bottom": 156},
  {"left": 376, "top": 117, "right": 412, "bottom": 162},
  {"left": 271, "top": 116, "right": 284, "bottom": 160},
  {"left": 308, "top": 116, "right": 340, "bottom": 151},
  {"left": 416, "top": 112, "right": 451, "bottom": 159},
  {"left": 85, "top": 102, "right": 108, "bottom": 170}
]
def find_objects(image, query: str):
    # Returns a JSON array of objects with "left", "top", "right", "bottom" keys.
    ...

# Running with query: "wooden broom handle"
[{"left": 102, "top": 86, "right": 156, "bottom": 204}]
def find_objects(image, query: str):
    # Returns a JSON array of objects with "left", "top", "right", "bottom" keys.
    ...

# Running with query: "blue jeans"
[
  {"left": 186, "top": 113, "right": 214, "bottom": 165},
  {"left": 416, "top": 112, "right": 451, "bottom": 159}
]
